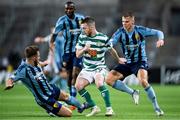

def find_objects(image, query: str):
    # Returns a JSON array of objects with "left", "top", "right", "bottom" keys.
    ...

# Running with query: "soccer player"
[
  {"left": 50, "top": 1, "right": 84, "bottom": 97},
  {"left": 75, "top": 17, "right": 138, "bottom": 117},
  {"left": 34, "top": 27, "right": 68, "bottom": 92},
  {"left": 4, "top": 45, "right": 86, "bottom": 117},
  {"left": 106, "top": 12, "right": 164, "bottom": 116}
]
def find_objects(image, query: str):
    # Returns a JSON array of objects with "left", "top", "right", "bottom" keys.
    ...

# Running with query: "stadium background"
[
  {"left": 1, "top": 0, "right": 180, "bottom": 84},
  {"left": 0, "top": 0, "right": 180, "bottom": 119}
]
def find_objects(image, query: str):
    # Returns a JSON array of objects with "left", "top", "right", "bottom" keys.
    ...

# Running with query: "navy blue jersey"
[
  {"left": 10, "top": 60, "right": 56, "bottom": 103},
  {"left": 54, "top": 13, "right": 84, "bottom": 53},
  {"left": 110, "top": 25, "right": 164, "bottom": 63}
]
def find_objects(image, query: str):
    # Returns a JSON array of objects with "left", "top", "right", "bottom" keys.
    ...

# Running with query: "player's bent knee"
[
  {"left": 75, "top": 84, "right": 84, "bottom": 91},
  {"left": 105, "top": 77, "right": 113, "bottom": 86},
  {"left": 140, "top": 79, "right": 149, "bottom": 88},
  {"left": 75, "top": 80, "right": 86, "bottom": 91},
  {"left": 57, "top": 106, "right": 72, "bottom": 117},
  {"left": 95, "top": 80, "right": 104, "bottom": 88}
]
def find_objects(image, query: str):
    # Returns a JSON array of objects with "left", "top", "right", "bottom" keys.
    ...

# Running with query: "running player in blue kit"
[{"left": 106, "top": 12, "right": 164, "bottom": 116}]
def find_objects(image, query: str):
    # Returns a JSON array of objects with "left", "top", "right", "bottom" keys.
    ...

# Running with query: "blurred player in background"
[
  {"left": 106, "top": 12, "right": 164, "bottom": 116},
  {"left": 50, "top": 1, "right": 84, "bottom": 97},
  {"left": 34, "top": 27, "right": 68, "bottom": 92},
  {"left": 4, "top": 45, "right": 87, "bottom": 117}
]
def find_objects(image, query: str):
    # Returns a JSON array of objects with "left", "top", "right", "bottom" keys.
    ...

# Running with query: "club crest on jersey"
[
  {"left": 88, "top": 49, "right": 97, "bottom": 58},
  {"left": 135, "top": 33, "right": 140, "bottom": 41},
  {"left": 79, "top": 20, "right": 82, "bottom": 24}
]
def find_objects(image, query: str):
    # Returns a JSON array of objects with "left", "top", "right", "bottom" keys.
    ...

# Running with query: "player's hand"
[
  {"left": 39, "top": 60, "right": 49, "bottom": 67},
  {"left": 156, "top": 40, "right": 164, "bottom": 48},
  {"left": 83, "top": 43, "right": 91, "bottom": 52},
  {"left": 34, "top": 37, "right": 43, "bottom": 43},
  {"left": 4, "top": 79, "right": 14, "bottom": 90},
  {"left": 119, "top": 57, "right": 127, "bottom": 64}
]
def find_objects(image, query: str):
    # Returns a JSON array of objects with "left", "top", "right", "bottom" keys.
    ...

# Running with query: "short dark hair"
[
  {"left": 122, "top": 11, "right": 134, "bottom": 17},
  {"left": 65, "top": 1, "right": 75, "bottom": 7},
  {"left": 81, "top": 16, "right": 95, "bottom": 24},
  {"left": 25, "top": 45, "right": 39, "bottom": 58}
]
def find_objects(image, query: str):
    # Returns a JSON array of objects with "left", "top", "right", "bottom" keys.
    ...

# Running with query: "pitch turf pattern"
[{"left": 0, "top": 84, "right": 180, "bottom": 120}]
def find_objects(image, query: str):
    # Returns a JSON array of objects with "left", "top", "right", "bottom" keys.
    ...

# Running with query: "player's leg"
[
  {"left": 59, "top": 68, "right": 68, "bottom": 92},
  {"left": 106, "top": 64, "right": 139, "bottom": 104},
  {"left": 70, "top": 56, "right": 82, "bottom": 97},
  {"left": 57, "top": 105, "right": 72, "bottom": 117},
  {"left": 37, "top": 98, "right": 72, "bottom": 117},
  {"left": 137, "top": 69, "right": 164, "bottom": 116},
  {"left": 51, "top": 101, "right": 72, "bottom": 117},
  {"left": 75, "top": 70, "right": 96, "bottom": 108},
  {"left": 106, "top": 70, "right": 134, "bottom": 95},
  {"left": 94, "top": 69, "right": 114, "bottom": 116},
  {"left": 75, "top": 70, "right": 100, "bottom": 117},
  {"left": 51, "top": 83, "right": 83, "bottom": 112},
  {"left": 71, "top": 66, "right": 81, "bottom": 97},
  {"left": 62, "top": 53, "right": 74, "bottom": 96},
  {"left": 58, "top": 90, "right": 84, "bottom": 112}
]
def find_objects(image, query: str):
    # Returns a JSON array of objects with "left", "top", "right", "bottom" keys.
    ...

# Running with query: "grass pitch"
[{"left": 0, "top": 84, "right": 180, "bottom": 120}]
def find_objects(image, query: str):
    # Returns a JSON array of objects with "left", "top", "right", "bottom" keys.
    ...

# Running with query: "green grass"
[{"left": 0, "top": 84, "right": 180, "bottom": 120}]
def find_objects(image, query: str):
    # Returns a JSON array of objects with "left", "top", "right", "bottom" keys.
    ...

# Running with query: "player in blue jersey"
[
  {"left": 5, "top": 45, "right": 87, "bottom": 117},
  {"left": 105, "top": 12, "right": 164, "bottom": 116},
  {"left": 34, "top": 27, "right": 68, "bottom": 92},
  {"left": 50, "top": 1, "right": 84, "bottom": 98}
]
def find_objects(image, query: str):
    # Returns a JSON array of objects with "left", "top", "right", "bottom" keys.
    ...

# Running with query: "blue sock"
[
  {"left": 70, "top": 86, "right": 77, "bottom": 97},
  {"left": 50, "top": 75, "right": 60, "bottom": 84},
  {"left": 145, "top": 85, "right": 160, "bottom": 110},
  {"left": 65, "top": 96, "right": 81, "bottom": 109},
  {"left": 112, "top": 80, "right": 134, "bottom": 95},
  {"left": 60, "top": 79, "right": 68, "bottom": 92}
]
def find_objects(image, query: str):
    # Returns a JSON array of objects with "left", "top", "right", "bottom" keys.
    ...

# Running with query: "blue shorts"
[
  {"left": 113, "top": 61, "right": 148, "bottom": 78},
  {"left": 37, "top": 84, "right": 63, "bottom": 116},
  {"left": 63, "top": 52, "right": 82, "bottom": 70}
]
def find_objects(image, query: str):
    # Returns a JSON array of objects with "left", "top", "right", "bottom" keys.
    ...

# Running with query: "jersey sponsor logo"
[
  {"left": 69, "top": 29, "right": 81, "bottom": 35},
  {"left": 126, "top": 44, "right": 139, "bottom": 50},
  {"left": 88, "top": 49, "right": 97, "bottom": 58}
]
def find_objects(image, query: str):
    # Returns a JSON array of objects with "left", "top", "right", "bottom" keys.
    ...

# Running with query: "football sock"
[
  {"left": 70, "top": 85, "right": 77, "bottom": 97},
  {"left": 60, "top": 78, "right": 68, "bottom": 92},
  {"left": 112, "top": 80, "right": 134, "bottom": 95},
  {"left": 78, "top": 88, "right": 95, "bottom": 107},
  {"left": 98, "top": 85, "right": 111, "bottom": 107},
  {"left": 50, "top": 75, "right": 60, "bottom": 84},
  {"left": 145, "top": 85, "right": 160, "bottom": 110},
  {"left": 65, "top": 96, "right": 81, "bottom": 109}
]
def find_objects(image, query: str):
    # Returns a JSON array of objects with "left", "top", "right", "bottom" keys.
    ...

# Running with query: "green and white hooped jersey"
[{"left": 76, "top": 32, "right": 112, "bottom": 71}]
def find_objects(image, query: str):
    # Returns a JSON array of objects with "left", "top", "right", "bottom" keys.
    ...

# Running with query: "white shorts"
[{"left": 78, "top": 68, "right": 109, "bottom": 83}]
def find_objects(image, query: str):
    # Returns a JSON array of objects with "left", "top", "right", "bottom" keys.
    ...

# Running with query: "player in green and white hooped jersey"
[{"left": 75, "top": 17, "right": 120, "bottom": 117}]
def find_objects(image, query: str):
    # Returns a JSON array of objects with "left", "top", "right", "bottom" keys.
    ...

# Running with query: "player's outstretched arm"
[
  {"left": 108, "top": 48, "right": 127, "bottom": 64},
  {"left": 4, "top": 79, "right": 14, "bottom": 90},
  {"left": 108, "top": 48, "right": 120, "bottom": 61}
]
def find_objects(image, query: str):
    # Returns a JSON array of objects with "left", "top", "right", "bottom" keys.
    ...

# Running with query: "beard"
[{"left": 34, "top": 60, "right": 38, "bottom": 66}]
